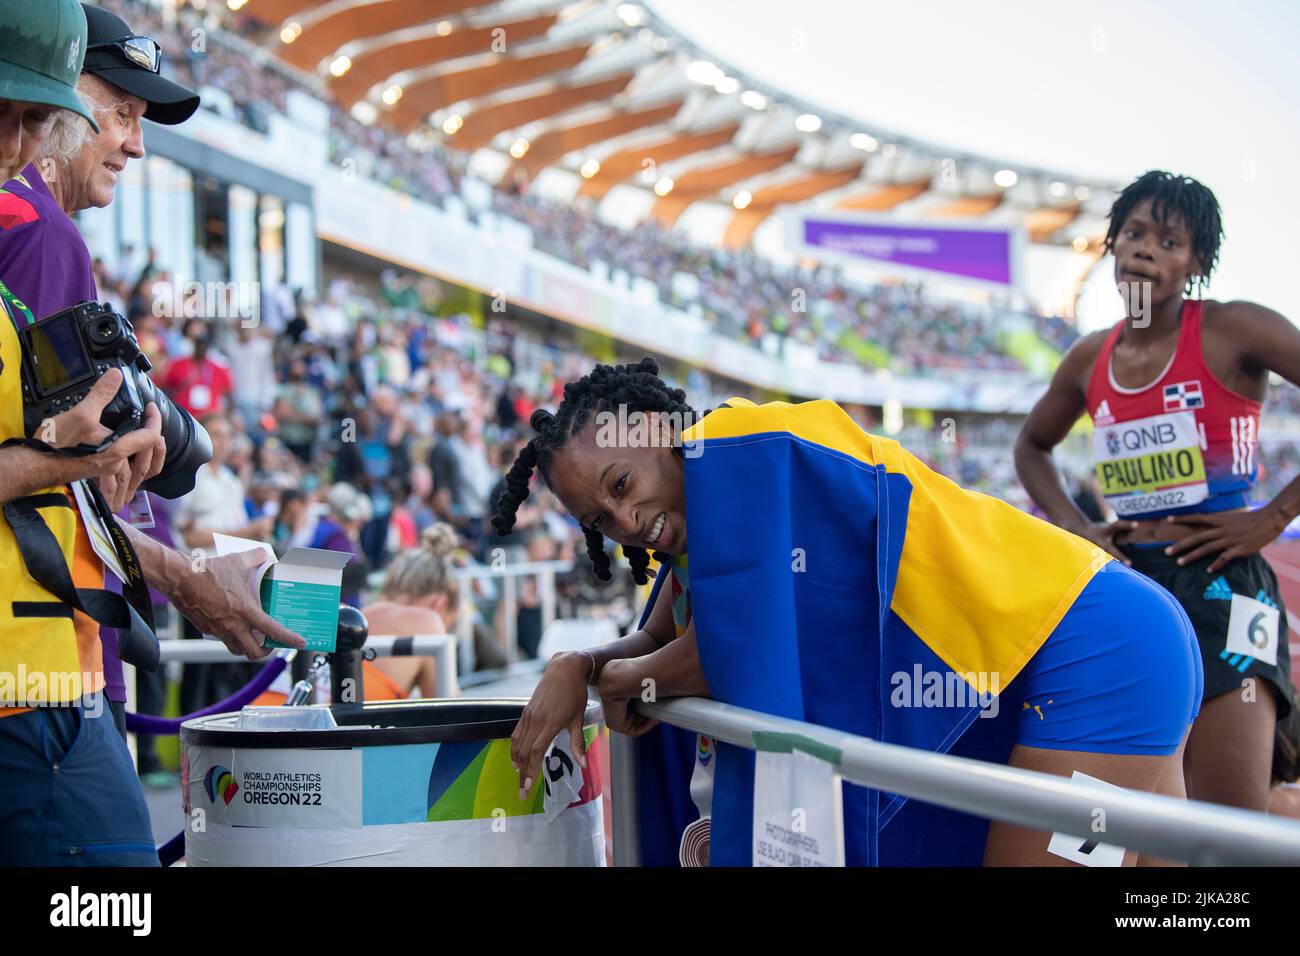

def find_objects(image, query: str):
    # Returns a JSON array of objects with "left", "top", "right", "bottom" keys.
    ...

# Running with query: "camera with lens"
[{"left": 17, "top": 301, "right": 212, "bottom": 498}]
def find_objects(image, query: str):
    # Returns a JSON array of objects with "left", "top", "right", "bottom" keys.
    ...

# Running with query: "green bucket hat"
[{"left": 0, "top": 0, "right": 99, "bottom": 132}]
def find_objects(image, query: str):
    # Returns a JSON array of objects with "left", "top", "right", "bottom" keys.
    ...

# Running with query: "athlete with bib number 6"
[{"left": 1016, "top": 170, "right": 1299, "bottom": 813}]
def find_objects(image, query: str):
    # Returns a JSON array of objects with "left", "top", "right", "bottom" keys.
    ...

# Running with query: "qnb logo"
[
  {"left": 205, "top": 765, "right": 239, "bottom": 805},
  {"left": 50, "top": 886, "right": 151, "bottom": 936}
]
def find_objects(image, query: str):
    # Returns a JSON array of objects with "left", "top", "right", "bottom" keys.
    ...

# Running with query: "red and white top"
[{"left": 1085, "top": 300, "right": 1261, "bottom": 519}]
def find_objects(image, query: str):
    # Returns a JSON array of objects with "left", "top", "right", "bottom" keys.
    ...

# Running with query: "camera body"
[
  {"left": 19, "top": 301, "right": 150, "bottom": 437},
  {"left": 17, "top": 301, "right": 212, "bottom": 498}
]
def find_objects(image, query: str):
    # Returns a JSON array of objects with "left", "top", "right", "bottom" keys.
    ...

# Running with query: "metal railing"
[
  {"left": 152, "top": 634, "right": 459, "bottom": 698},
  {"left": 609, "top": 697, "right": 1300, "bottom": 867},
  {"left": 454, "top": 559, "right": 571, "bottom": 672}
]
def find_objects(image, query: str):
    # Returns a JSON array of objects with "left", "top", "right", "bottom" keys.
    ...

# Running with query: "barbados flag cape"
[{"left": 636, "top": 397, "right": 1109, "bottom": 866}]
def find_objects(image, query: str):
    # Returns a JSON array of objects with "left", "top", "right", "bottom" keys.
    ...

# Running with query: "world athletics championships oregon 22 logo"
[{"left": 205, "top": 766, "right": 239, "bottom": 805}]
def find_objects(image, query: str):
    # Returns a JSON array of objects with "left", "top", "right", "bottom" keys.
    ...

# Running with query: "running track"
[{"left": 1262, "top": 542, "right": 1300, "bottom": 675}]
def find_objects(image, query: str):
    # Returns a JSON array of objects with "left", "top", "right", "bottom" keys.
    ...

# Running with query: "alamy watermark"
[
  {"left": 152, "top": 280, "right": 261, "bottom": 326},
  {"left": 593, "top": 404, "right": 705, "bottom": 458},
  {"left": 0, "top": 664, "right": 104, "bottom": 717},
  {"left": 889, "top": 665, "right": 1001, "bottom": 718}
]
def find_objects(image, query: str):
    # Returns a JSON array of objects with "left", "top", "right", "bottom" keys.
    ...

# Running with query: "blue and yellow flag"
[{"left": 637, "top": 397, "right": 1109, "bottom": 866}]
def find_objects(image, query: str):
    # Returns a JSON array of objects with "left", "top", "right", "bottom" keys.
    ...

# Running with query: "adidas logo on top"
[
  {"left": 1203, "top": 577, "right": 1233, "bottom": 601},
  {"left": 1094, "top": 399, "right": 1113, "bottom": 424}
]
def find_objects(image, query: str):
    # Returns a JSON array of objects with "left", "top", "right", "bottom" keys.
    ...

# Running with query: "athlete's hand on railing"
[
  {"left": 1066, "top": 518, "right": 1138, "bottom": 565},
  {"left": 597, "top": 658, "right": 659, "bottom": 737},
  {"left": 511, "top": 651, "right": 589, "bottom": 800}
]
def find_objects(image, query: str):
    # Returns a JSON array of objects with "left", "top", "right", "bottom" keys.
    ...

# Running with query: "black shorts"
[{"left": 1121, "top": 545, "right": 1294, "bottom": 720}]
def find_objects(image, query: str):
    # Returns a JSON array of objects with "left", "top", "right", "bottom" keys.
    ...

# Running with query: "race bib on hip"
[
  {"left": 1093, "top": 410, "right": 1207, "bottom": 516},
  {"left": 1225, "top": 593, "right": 1279, "bottom": 667}
]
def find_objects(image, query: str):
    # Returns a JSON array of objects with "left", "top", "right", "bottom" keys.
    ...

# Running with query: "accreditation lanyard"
[{"left": 0, "top": 276, "right": 35, "bottom": 327}]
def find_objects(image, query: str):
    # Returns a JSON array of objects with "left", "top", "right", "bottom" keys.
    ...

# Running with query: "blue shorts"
[
  {"left": 1015, "top": 560, "right": 1203, "bottom": 756},
  {"left": 0, "top": 694, "right": 158, "bottom": 866}
]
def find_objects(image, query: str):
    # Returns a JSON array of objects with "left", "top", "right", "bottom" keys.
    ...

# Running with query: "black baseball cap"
[
  {"left": 0, "top": 0, "right": 99, "bottom": 131},
  {"left": 80, "top": 3, "right": 199, "bottom": 126}
]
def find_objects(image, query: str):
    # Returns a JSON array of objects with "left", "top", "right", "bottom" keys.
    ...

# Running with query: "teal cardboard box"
[
  {"left": 260, "top": 547, "right": 353, "bottom": 652},
  {"left": 211, "top": 534, "right": 352, "bottom": 652}
]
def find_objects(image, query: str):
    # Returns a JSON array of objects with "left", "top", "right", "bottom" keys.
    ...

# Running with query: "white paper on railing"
[
  {"left": 752, "top": 749, "right": 845, "bottom": 867},
  {"left": 541, "top": 730, "right": 584, "bottom": 822},
  {"left": 1045, "top": 771, "right": 1127, "bottom": 867}
]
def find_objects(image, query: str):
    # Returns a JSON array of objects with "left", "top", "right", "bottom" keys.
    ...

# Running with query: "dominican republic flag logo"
[{"left": 1163, "top": 380, "right": 1204, "bottom": 411}]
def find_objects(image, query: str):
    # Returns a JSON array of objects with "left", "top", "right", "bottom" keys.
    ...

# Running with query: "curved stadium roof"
[{"left": 235, "top": 0, "right": 1120, "bottom": 253}]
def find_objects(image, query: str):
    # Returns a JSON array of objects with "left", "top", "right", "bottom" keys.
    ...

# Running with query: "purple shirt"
[
  {"left": 0, "top": 164, "right": 98, "bottom": 320},
  {"left": 0, "top": 165, "right": 122, "bottom": 698}
]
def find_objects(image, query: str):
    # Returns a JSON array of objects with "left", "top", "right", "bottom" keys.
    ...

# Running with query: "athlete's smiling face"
[
  {"left": 546, "top": 414, "right": 688, "bottom": 555},
  {"left": 1112, "top": 198, "right": 1200, "bottom": 304}
]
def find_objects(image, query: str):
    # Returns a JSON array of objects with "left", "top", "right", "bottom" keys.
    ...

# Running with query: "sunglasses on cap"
[{"left": 88, "top": 34, "right": 162, "bottom": 74}]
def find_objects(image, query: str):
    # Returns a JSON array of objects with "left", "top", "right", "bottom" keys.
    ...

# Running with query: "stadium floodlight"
[
  {"left": 654, "top": 176, "right": 674, "bottom": 196},
  {"left": 510, "top": 138, "right": 530, "bottom": 159},
  {"left": 382, "top": 85, "right": 403, "bottom": 106},
  {"left": 687, "top": 60, "right": 724, "bottom": 85},
  {"left": 580, "top": 158, "right": 601, "bottom": 178},
  {"left": 1074, "top": 185, "right": 1091, "bottom": 200},
  {"left": 227, "top": 0, "right": 248, "bottom": 10},
  {"left": 436, "top": 20, "right": 453, "bottom": 36},
  {"left": 617, "top": 3, "right": 647, "bottom": 27},
  {"left": 880, "top": 143, "right": 897, "bottom": 157},
  {"left": 280, "top": 22, "right": 301, "bottom": 44},
  {"left": 795, "top": 113, "right": 822, "bottom": 133},
  {"left": 714, "top": 76, "right": 740, "bottom": 95},
  {"left": 442, "top": 114, "right": 463, "bottom": 135},
  {"left": 993, "top": 168, "right": 1018, "bottom": 188},
  {"left": 732, "top": 190, "right": 752, "bottom": 210},
  {"left": 1049, "top": 180, "right": 1069, "bottom": 198},
  {"left": 329, "top": 56, "right": 353, "bottom": 77},
  {"left": 1072, "top": 236, "right": 1091, "bottom": 252},
  {"left": 740, "top": 90, "right": 768, "bottom": 111},
  {"left": 849, "top": 133, "right": 878, "bottom": 152},
  {"left": 350, "top": 101, "right": 377, "bottom": 126},
  {"left": 651, "top": 36, "right": 669, "bottom": 52}
]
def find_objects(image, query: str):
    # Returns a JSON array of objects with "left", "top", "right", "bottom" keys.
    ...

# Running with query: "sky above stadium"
[{"left": 650, "top": 0, "right": 1300, "bottom": 330}]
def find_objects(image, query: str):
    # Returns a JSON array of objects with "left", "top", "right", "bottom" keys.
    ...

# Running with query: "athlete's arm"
[
  {"left": 1015, "top": 332, "right": 1135, "bottom": 561},
  {"left": 1166, "top": 302, "right": 1300, "bottom": 570},
  {"left": 510, "top": 562, "right": 677, "bottom": 794}
]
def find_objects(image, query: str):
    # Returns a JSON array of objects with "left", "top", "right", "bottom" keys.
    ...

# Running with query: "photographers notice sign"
[{"left": 752, "top": 747, "right": 845, "bottom": 867}]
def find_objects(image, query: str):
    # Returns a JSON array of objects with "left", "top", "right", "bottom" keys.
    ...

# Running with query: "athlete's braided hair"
[
  {"left": 491, "top": 356, "right": 694, "bottom": 584},
  {"left": 1104, "top": 170, "right": 1224, "bottom": 297}
]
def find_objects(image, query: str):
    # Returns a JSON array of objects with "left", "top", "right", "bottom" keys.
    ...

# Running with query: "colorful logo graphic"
[
  {"left": 204, "top": 765, "right": 239, "bottom": 805},
  {"left": 696, "top": 735, "right": 713, "bottom": 767}
]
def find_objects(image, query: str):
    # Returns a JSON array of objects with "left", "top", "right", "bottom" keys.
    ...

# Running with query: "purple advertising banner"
[{"left": 800, "top": 216, "right": 1015, "bottom": 285}]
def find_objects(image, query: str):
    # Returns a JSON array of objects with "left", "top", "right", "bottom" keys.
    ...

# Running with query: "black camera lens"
[{"left": 132, "top": 370, "right": 213, "bottom": 498}]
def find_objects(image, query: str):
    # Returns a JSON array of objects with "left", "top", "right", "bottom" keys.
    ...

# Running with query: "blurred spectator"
[
  {"left": 272, "top": 355, "right": 324, "bottom": 463},
  {"left": 364, "top": 523, "right": 464, "bottom": 698},
  {"left": 160, "top": 320, "right": 232, "bottom": 417}
]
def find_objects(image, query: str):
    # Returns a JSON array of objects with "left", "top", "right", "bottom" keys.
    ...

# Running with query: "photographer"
[{"left": 0, "top": 0, "right": 304, "bottom": 868}]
